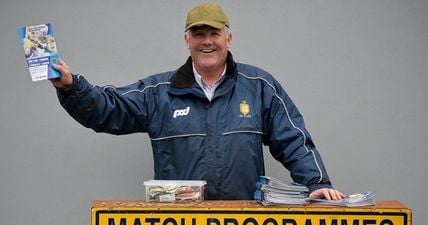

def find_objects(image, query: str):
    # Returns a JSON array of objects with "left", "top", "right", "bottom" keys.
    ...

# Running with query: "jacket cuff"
[{"left": 56, "top": 74, "right": 78, "bottom": 95}]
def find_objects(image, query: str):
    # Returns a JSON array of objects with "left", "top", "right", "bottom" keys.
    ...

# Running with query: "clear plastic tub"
[{"left": 143, "top": 180, "right": 206, "bottom": 202}]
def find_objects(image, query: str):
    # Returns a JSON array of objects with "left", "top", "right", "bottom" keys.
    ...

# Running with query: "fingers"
[
  {"left": 51, "top": 58, "right": 73, "bottom": 88},
  {"left": 52, "top": 59, "right": 70, "bottom": 75},
  {"left": 310, "top": 188, "right": 346, "bottom": 200},
  {"left": 59, "top": 59, "right": 70, "bottom": 70},
  {"left": 326, "top": 189, "right": 345, "bottom": 200}
]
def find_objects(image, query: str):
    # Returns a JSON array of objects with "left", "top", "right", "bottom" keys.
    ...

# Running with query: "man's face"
[{"left": 185, "top": 26, "right": 232, "bottom": 73}]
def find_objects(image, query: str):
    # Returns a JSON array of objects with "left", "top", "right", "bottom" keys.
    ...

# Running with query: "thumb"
[{"left": 50, "top": 59, "right": 73, "bottom": 88}]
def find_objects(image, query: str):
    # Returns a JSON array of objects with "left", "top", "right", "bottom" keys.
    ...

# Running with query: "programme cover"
[
  {"left": 18, "top": 23, "right": 60, "bottom": 81},
  {"left": 310, "top": 191, "right": 376, "bottom": 207}
]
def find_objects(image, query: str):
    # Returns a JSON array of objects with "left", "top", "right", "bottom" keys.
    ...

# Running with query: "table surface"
[{"left": 92, "top": 200, "right": 409, "bottom": 210}]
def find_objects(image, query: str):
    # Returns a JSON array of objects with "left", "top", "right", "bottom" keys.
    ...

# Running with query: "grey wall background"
[{"left": 1, "top": 0, "right": 426, "bottom": 224}]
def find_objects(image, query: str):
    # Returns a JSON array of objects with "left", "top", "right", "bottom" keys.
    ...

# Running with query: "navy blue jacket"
[{"left": 57, "top": 52, "right": 333, "bottom": 199}]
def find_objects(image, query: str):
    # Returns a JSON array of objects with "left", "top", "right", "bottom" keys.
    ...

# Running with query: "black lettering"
[
  {"left": 380, "top": 219, "right": 393, "bottom": 225},
  {"left": 304, "top": 219, "right": 312, "bottom": 225},
  {"left": 207, "top": 218, "right": 220, "bottom": 225},
  {"left": 363, "top": 220, "right": 376, "bottom": 225},
  {"left": 134, "top": 218, "right": 142, "bottom": 225},
  {"left": 243, "top": 218, "right": 258, "bottom": 225},
  {"left": 146, "top": 218, "right": 160, "bottom": 225},
  {"left": 180, "top": 218, "right": 197, "bottom": 225},
  {"left": 341, "top": 219, "right": 360, "bottom": 225},
  {"left": 282, "top": 219, "right": 297, "bottom": 225},
  {"left": 163, "top": 218, "right": 178, "bottom": 225},
  {"left": 319, "top": 219, "right": 340, "bottom": 225},
  {"left": 263, "top": 218, "right": 278, "bottom": 225},
  {"left": 109, "top": 218, "right": 126, "bottom": 225},
  {"left": 225, "top": 218, "right": 239, "bottom": 225},
  {"left": 190, "top": 218, "right": 197, "bottom": 225}
]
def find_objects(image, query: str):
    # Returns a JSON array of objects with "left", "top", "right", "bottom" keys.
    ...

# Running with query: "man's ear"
[
  {"left": 184, "top": 34, "right": 190, "bottom": 49},
  {"left": 227, "top": 33, "right": 233, "bottom": 48}
]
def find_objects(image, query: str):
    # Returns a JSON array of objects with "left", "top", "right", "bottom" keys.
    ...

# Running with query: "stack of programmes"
[
  {"left": 254, "top": 176, "right": 375, "bottom": 207},
  {"left": 254, "top": 176, "right": 310, "bottom": 205},
  {"left": 311, "top": 191, "right": 375, "bottom": 207}
]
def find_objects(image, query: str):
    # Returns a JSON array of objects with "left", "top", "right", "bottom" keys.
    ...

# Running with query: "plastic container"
[{"left": 143, "top": 180, "right": 207, "bottom": 202}]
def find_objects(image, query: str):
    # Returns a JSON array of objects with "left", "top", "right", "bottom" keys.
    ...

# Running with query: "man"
[{"left": 52, "top": 3, "right": 344, "bottom": 200}]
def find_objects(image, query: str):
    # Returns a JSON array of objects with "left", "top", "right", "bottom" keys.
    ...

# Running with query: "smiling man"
[
  {"left": 51, "top": 2, "right": 344, "bottom": 201},
  {"left": 186, "top": 25, "right": 231, "bottom": 86}
]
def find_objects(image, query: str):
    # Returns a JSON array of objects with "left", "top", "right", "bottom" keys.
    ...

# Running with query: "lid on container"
[{"left": 143, "top": 180, "right": 207, "bottom": 186}]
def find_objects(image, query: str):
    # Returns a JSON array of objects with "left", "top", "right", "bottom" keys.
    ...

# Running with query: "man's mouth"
[{"left": 200, "top": 49, "right": 215, "bottom": 53}]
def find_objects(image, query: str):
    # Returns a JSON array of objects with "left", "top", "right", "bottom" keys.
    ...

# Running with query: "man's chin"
[{"left": 195, "top": 59, "right": 217, "bottom": 68}]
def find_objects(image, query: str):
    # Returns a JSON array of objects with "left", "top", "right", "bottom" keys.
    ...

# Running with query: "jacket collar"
[{"left": 170, "top": 51, "right": 236, "bottom": 89}]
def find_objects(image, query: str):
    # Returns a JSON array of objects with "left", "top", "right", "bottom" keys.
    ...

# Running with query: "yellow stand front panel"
[{"left": 92, "top": 200, "right": 411, "bottom": 225}]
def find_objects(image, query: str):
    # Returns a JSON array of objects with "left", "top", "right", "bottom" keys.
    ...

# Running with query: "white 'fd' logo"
[{"left": 173, "top": 106, "right": 190, "bottom": 118}]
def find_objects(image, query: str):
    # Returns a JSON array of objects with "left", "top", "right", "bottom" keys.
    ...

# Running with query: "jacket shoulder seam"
[{"left": 120, "top": 81, "right": 171, "bottom": 95}]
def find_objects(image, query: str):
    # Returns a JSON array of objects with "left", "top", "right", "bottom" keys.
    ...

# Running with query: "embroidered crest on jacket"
[{"left": 239, "top": 101, "right": 251, "bottom": 117}]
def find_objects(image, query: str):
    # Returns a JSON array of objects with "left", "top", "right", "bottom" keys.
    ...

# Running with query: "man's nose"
[{"left": 202, "top": 35, "right": 214, "bottom": 45}]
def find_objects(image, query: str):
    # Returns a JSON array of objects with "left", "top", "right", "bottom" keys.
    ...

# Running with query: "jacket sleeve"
[
  {"left": 56, "top": 74, "right": 150, "bottom": 135},
  {"left": 262, "top": 79, "right": 333, "bottom": 193}
]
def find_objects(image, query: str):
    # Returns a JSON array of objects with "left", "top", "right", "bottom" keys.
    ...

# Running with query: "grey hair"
[{"left": 224, "top": 27, "right": 232, "bottom": 40}]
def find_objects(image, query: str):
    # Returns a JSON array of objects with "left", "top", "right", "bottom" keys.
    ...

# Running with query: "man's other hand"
[{"left": 309, "top": 188, "right": 346, "bottom": 200}]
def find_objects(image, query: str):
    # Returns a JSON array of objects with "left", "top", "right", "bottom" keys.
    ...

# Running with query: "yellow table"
[{"left": 92, "top": 200, "right": 411, "bottom": 225}]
